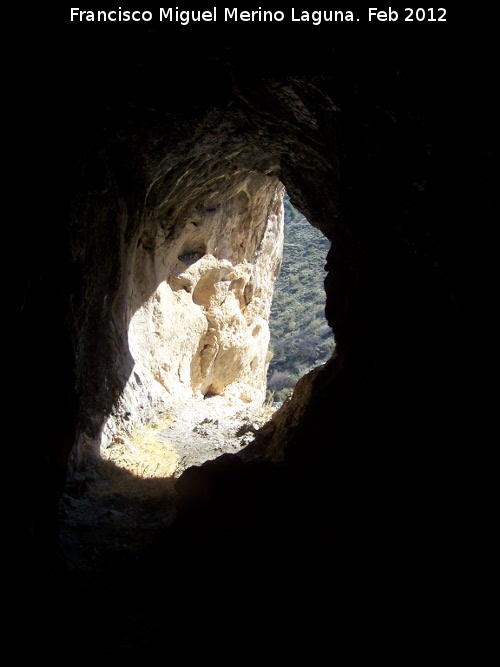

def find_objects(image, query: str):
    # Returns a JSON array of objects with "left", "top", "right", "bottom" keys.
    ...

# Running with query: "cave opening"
[
  {"left": 59, "top": 174, "right": 337, "bottom": 575},
  {"left": 98, "top": 182, "right": 336, "bottom": 475}
]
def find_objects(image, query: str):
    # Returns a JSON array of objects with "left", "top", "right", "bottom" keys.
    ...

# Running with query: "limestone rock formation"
[
  {"left": 66, "top": 99, "right": 289, "bottom": 470},
  {"left": 101, "top": 180, "right": 284, "bottom": 452}
]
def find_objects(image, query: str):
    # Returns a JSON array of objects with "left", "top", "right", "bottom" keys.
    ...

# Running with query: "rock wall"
[
  {"left": 62, "top": 68, "right": 341, "bottom": 472},
  {"left": 101, "top": 180, "right": 284, "bottom": 450}
]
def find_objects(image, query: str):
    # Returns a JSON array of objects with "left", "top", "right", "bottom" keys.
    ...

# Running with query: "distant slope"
[{"left": 266, "top": 193, "right": 336, "bottom": 401}]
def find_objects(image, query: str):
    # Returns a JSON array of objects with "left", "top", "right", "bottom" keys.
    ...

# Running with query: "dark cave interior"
[{"left": 11, "top": 9, "right": 493, "bottom": 663}]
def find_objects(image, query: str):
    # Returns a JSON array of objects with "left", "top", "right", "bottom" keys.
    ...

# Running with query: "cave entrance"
[
  {"left": 97, "top": 183, "right": 336, "bottom": 477},
  {"left": 59, "top": 181, "right": 336, "bottom": 575}
]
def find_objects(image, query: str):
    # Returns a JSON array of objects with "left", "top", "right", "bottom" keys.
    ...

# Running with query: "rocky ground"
[
  {"left": 50, "top": 388, "right": 345, "bottom": 666},
  {"left": 57, "top": 396, "right": 279, "bottom": 576}
]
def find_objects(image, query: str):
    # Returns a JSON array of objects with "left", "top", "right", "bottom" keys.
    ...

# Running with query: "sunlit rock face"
[
  {"left": 64, "top": 75, "right": 338, "bottom": 471},
  {"left": 70, "top": 149, "right": 284, "bottom": 464},
  {"left": 106, "top": 180, "right": 284, "bottom": 448}
]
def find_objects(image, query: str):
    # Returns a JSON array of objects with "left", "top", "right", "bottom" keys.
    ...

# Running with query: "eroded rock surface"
[
  {"left": 71, "top": 168, "right": 284, "bottom": 468},
  {"left": 100, "top": 180, "right": 284, "bottom": 452}
]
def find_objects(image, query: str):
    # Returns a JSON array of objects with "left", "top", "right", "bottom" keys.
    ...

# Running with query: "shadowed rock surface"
[{"left": 12, "top": 9, "right": 493, "bottom": 664}]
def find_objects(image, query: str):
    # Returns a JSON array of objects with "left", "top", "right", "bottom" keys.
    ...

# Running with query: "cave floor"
[
  {"left": 57, "top": 396, "right": 278, "bottom": 578},
  {"left": 47, "top": 395, "right": 342, "bottom": 665}
]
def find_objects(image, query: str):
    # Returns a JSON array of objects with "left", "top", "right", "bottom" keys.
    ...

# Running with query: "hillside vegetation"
[{"left": 266, "top": 194, "right": 336, "bottom": 402}]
